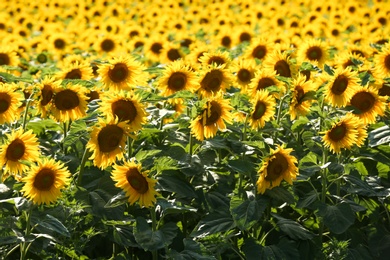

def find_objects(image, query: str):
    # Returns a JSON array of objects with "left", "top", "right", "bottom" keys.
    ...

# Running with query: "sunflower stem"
[
  {"left": 21, "top": 93, "right": 33, "bottom": 131},
  {"left": 319, "top": 149, "right": 328, "bottom": 246},
  {"left": 150, "top": 206, "right": 158, "bottom": 260},
  {"left": 77, "top": 148, "right": 90, "bottom": 186},
  {"left": 188, "top": 134, "right": 194, "bottom": 163},
  {"left": 20, "top": 208, "right": 32, "bottom": 260},
  {"left": 273, "top": 93, "right": 288, "bottom": 141},
  {"left": 127, "top": 136, "right": 134, "bottom": 159}
]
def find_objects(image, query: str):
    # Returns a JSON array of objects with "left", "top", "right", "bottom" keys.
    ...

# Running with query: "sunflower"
[
  {"left": 86, "top": 119, "right": 129, "bottom": 169},
  {"left": 247, "top": 69, "right": 284, "bottom": 98},
  {"left": 289, "top": 75, "right": 317, "bottom": 120},
  {"left": 99, "top": 91, "right": 147, "bottom": 132},
  {"left": 190, "top": 95, "right": 233, "bottom": 141},
  {"left": 349, "top": 87, "right": 386, "bottom": 125},
  {"left": 0, "top": 129, "right": 40, "bottom": 180},
  {"left": 98, "top": 56, "right": 147, "bottom": 91},
  {"left": 199, "top": 50, "right": 232, "bottom": 69},
  {"left": 263, "top": 50, "right": 296, "bottom": 78},
  {"left": 256, "top": 145, "right": 298, "bottom": 194},
  {"left": 21, "top": 158, "right": 71, "bottom": 205},
  {"left": 197, "top": 64, "right": 232, "bottom": 98},
  {"left": 0, "top": 83, "right": 24, "bottom": 124},
  {"left": 185, "top": 41, "right": 210, "bottom": 69},
  {"left": 144, "top": 37, "right": 165, "bottom": 63},
  {"left": 34, "top": 77, "right": 62, "bottom": 118},
  {"left": 0, "top": 47, "right": 19, "bottom": 66},
  {"left": 334, "top": 51, "right": 365, "bottom": 70},
  {"left": 157, "top": 60, "right": 198, "bottom": 96},
  {"left": 297, "top": 38, "right": 329, "bottom": 68},
  {"left": 48, "top": 33, "right": 71, "bottom": 56},
  {"left": 248, "top": 90, "right": 276, "bottom": 130},
  {"left": 374, "top": 43, "right": 390, "bottom": 77},
  {"left": 93, "top": 34, "right": 122, "bottom": 54},
  {"left": 111, "top": 159, "right": 159, "bottom": 208},
  {"left": 231, "top": 58, "right": 257, "bottom": 91},
  {"left": 51, "top": 83, "right": 88, "bottom": 122},
  {"left": 244, "top": 37, "right": 274, "bottom": 61},
  {"left": 322, "top": 113, "right": 360, "bottom": 154},
  {"left": 160, "top": 42, "right": 184, "bottom": 63},
  {"left": 324, "top": 67, "right": 360, "bottom": 107},
  {"left": 56, "top": 61, "right": 94, "bottom": 80}
]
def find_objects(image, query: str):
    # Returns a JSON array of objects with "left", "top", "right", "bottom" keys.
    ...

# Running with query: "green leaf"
[
  {"left": 26, "top": 118, "right": 62, "bottom": 135},
  {"left": 273, "top": 214, "right": 315, "bottom": 240},
  {"left": 227, "top": 159, "right": 255, "bottom": 175},
  {"left": 191, "top": 211, "right": 235, "bottom": 237},
  {"left": 157, "top": 198, "right": 197, "bottom": 216},
  {"left": 0, "top": 71, "right": 33, "bottom": 83},
  {"left": 111, "top": 226, "right": 139, "bottom": 248},
  {"left": 291, "top": 117, "right": 309, "bottom": 132},
  {"left": 296, "top": 190, "right": 319, "bottom": 209},
  {"left": 0, "top": 236, "right": 19, "bottom": 245},
  {"left": 230, "top": 196, "right": 267, "bottom": 231},
  {"left": 34, "top": 214, "right": 70, "bottom": 238},
  {"left": 297, "top": 91, "right": 316, "bottom": 104},
  {"left": 323, "top": 64, "right": 334, "bottom": 76},
  {"left": 63, "top": 120, "right": 88, "bottom": 147},
  {"left": 266, "top": 186, "right": 295, "bottom": 205},
  {"left": 154, "top": 157, "right": 179, "bottom": 172},
  {"left": 343, "top": 175, "right": 377, "bottom": 197},
  {"left": 318, "top": 203, "right": 355, "bottom": 234},
  {"left": 242, "top": 238, "right": 263, "bottom": 260},
  {"left": 135, "top": 149, "right": 162, "bottom": 162},
  {"left": 368, "top": 125, "right": 390, "bottom": 147},
  {"left": 104, "top": 191, "right": 128, "bottom": 208},
  {"left": 203, "top": 136, "right": 230, "bottom": 151},
  {"left": 157, "top": 172, "right": 197, "bottom": 199}
]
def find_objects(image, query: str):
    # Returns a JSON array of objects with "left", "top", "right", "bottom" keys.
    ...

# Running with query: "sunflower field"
[{"left": 1, "top": 0, "right": 390, "bottom": 259}]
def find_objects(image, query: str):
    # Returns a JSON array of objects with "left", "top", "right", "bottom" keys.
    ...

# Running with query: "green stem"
[
  {"left": 273, "top": 94, "right": 288, "bottom": 141},
  {"left": 127, "top": 136, "right": 134, "bottom": 159},
  {"left": 242, "top": 114, "right": 249, "bottom": 142},
  {"left": 21, "top": 94, "right": 33, "bottom": 131},
  {"left": 20, "top": 209, "right": 32, "bottom": 260},
  {"left": 189, "top": 134, "right": 194, "bottom": 158},
  {"left": 77, "top": 148, "right": 90, "bottom": 186},
  {"left": 319, "top": 150, "right": 328, "bottom": 245},
  {"left": 150, "top": 207, "right": 158, "bottom": 260}
]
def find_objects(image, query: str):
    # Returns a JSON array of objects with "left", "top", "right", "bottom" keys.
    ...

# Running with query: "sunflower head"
[
  {"left": 198, "top": 64, "right": 232, "bottom": 98},
  {"left": 0, "top": 83, "right": 24, "bottom": 124},
  {"left": 349, "top": 87, "right": 386, "bottom": 124}
]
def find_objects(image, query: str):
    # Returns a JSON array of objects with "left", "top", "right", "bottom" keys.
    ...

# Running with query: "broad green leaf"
[
  {"left": 324, "top": 64, "right": 334, "bottom": 76},
  {"left": 135, "top": 149, "right": 161, "bottom": 162},
  {"left": 203, "top": 136, "right": 231, "bottom": 151},
  {"left": 368, "top": 125, "right": 390, "bottom": 147},
  {"left": 242, "top": 238, "right": 263, "bottom": 260},
  {"left": 227, "top": 159, "right": 255, "bottom": 175},
  {"left": 191, "top": 211, "right": 235, "bottom": 237},
  {"left": 157, "top": 198, "right": 197, "bottom": 216},
  {"left": 157, "top": 173, "right": 197, "bottom": 199},
  {"left": 26, "top": 118, "right": 62, "bottom": 135},
  {"left": 343, "top": 175, "right": 377, "bottom": 197},
  {"left": 104, "top": 191, "right": 128, "bottom": 208},
  {"left": 154, "top": 157, "right": 179, "bottom": 172},
  {"left": 318, "top": 203, "right": 355, "bottom": 234},
  {"left": 291, "top": 117, "right": 309, "bottom": 132},
  {"left": 230, "top": 196, "right": 266, "bottom": 231},
  {"left": 0, "top": 236, "right": 19, "bottom": 245},
  {"left": 34, "top": 214, "right": 70, "bottom": 238},
  {"left": 273, "top": 214, "right": 315, "bottom": 240},
  {"left": 296, "top": 190, "right": 319, "bottom": 209},
  {"left": 112, "top": 225, "right": 139, "bottom": 247},
  {"left": 266, "top": 186, "right": 295, "bottom": 205}
]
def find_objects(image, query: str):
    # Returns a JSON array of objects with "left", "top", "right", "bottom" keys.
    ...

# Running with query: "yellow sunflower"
[
  {"left": 248, "top": 90, "right": 276, "bottom": 130},
  {"left": 21, "top": 158, "right": 71, "bottom": 205},
  {"left": 297, "top": 38, "right": 329, "bottom": 68},
  {"left": 256, "top": 145, "right": 298, "bottom": 194},
  {"left": 0, "top": 129, "right": 40, "bottom": 180},
  {"left": 51, "top": 83, "right": 88, "bottom": 122},
  {"left": 34, "top": 77, "right": 62, "bottom": 118},
  {"left": 349, "top": 87, "right": 386, "bottom": 125},
  {"left": 56, "top": 61, "right": 94, "bottom": 80},
  {"left": 86, "top": 119, "right": 129, "bottom": 169},
  {"left": 322, "top": 113, "right": 360, "bottom": 154},
  {"left": 111, "top": 159, "right": 159, "bottom": 208},
  {"left": 231, "top": 58, "right": 257, "bottom": 92},
  {"left": 156, "top": 60, "right": 198, "bottom": 97},
  {"left": 247, "top": 69, "right": 284, "bottom": 98},
  {"left": 190, "top": 95, "right": 233, "bottom": 141},
  {"left": 374, "top": 43, "right": 390, "bottom": 77},
  {"left": 0, "top": 47, "right": 19, "bottom": 66},
  {"left": 263, "top": 50, "right": 297, "bottom": 78},
  {"left": 289, "top": 75, "right": 317, "bottom": 120},
  {"left": 244, "top": 37, "right": 274, "bottom": 61},
  {"left": 197, "top": 64, "right": 232, "bottom": 98},
  {"left": 199, "top": 50, "right": 232, "bottom": 69},
  {"left": 98, "top": 56, "right": 147, "bottom": 91},
  {"left": 324, "top": 67, "right": 360, "bottom": 107},
  {"left": 99, "top": 91, "right": 147, "bottom": 132},
  {"left": 0, "top": 82, "right": 24, "bottom": 124}
]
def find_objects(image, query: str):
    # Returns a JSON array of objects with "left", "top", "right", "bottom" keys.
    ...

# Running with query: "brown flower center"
[
  {"left": 329, "top": 123, "right": 347, "bottom": 141},
  {"left": 331, "top": 75, "right": 348, "bottom": 95},
  {"left": 300, "top": 70, "right": 311, "bottom": 81},
  {"left": 208, "top": 56, "right": 225, "bottom": 66},
  {"left": 274, "top": 60, "right": 291, "bottom": 77},
  {"left": 252, "top": 45, "right": 267, "bottom": 59},
  {"left": 306, "top": 46, "right": 323, "bottom": 61},
  {"left": 126, "top": 167, "right": 148, "bottom": 194},
  {"left": 168, "top": 72, "right": 187, "bottom": 91},
  {"left": 257, "top": 77, "right": 276, "bottom": 91},
  {"left": 65, "top": 69, "right": 82, "bottom": 79},
  {"left": 111, "top": 100, "right": 137, "bottom": 122},
  {"left": 54, "top": 89, "right": 80, "bottom": 111},
  {"left": 97, "top": 125, "right": 124, "bottom": 153},
  {"left": 0, "top": 53, "right": 10, "bottom": 65},
  {"left": 237, "top": 69, "right": 252, "bottom": 83},
  {"left": 87, "top": 90, "right": 100, "bottom": 102},
  {"left": 101, "top": 39, "right": 115, "bottom": 52},
  {"left": 33, "top": 168, "right": 55, "bottom": 191},
  {"left": 0, "top": 92, "right": 11, "bottom": 113},
  {"left": 221, "top": 36, "right": 232, "bottom": 48},
  {"left": 265, "top": 153, "right": 288, "bottom": 182},
  {"left": 54, "top": 39, "right": 66, "bottom": 50},
  {"left": 350, "top": 92, "right": 375, "bottom": 113},
  {"left": 379, "top": 83, "right": 390, "bottom": 96},
  {"left": 384, "top": 55, "right": 390, "bottom": 71},
  {"left": 201, "top": 70, "right": 223, "bottom": 93},
  {"left": 205, "top": 101, "right": 222, "bottom": 125},
  {"left": 6, "top": 138, "right": 25, "bottom": 161},
  {"left": 252, "top": 101, "right": 266, "bottom": 120},
  {"left": 296, "top": 86, "right": 305, "bottom": 104},
  {"left": 40, "top": 85, "right": 53, "bottom": 106},
  {"left": 167, "top": 49, "right": 181, "bottom": 61},
  {"left": 37, "top": 53, "right": 48, "bottom": 64},
  {"left": 239, "top": 32, "right": 251, "bottom": 42},
  {"left": 151, "top": 42, "right": 163, "bottom": 54},
  {"left": 108, "top": 63, "right": 129, "bottom": 83}
]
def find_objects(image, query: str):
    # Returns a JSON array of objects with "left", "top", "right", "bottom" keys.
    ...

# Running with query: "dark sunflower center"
[
  {"left": 208, "top": 57, "right": 225, "bottom": 66},
  {"left": 151, "top": 42, "right": 163, "bottom": 54},
  {"left": 111, "top": 99, "right": 137, "bottom": 122},
  {"left": 5, "top": 138, "right": 25, "bottom": 161},
  {"left": 239, "top": 32, "right": 251, "bottom": 42},
  {"left": 331, "top": 75, "right": 348, "bottom": 95},
  {"left": 167, "top": 49, "right": 181, "bottom": 61},
  {"left": 306, "top": 46, "right": 323, "bottom": 61},
  {"left": 201, "top": 70, "right": 223, "bottom": 93},
  {"left": 0, "top": 92, "right": 11, "bottom": 113},
  {"left": 101, "top": 39, "right": 115, "bottom": 52},
  {"left": 97, "top": 125, "right": 124, "bottom": 153},
  {"left": 384, "top": 55, "right": 390, "bottom": 70},
  {"left": 252, "top": 45, "right": 267, "bottom": 59},
  {"left": 33, "top": 168, "right": 55, "bottom": 191},
  {"left": 108, "top": 63, "right": 129, "bottom": 83},
  {"left": 87, "top": 90, "right": 100, "bottom": 102},
  {"left": 205, "top": 101, "right": 222, "bottom": 125},
  {"left": 265, "top": 153, "right": 289, "bottom": 181},
  {"left": 379, "top": 83, "right": 390, "bottom": 96},
  {"left": 41, "top": 85, "right": 53, "bottom": 106},
  {"left": 37, "top": 53, "right": 48, "bottom": 64},
  {"left": 65, "top": 69, "right": 82, "bottom": 79},
  {"left": 257, "top": 77, "right": 275, "bottom": 91},
  {"left": 300, "top": 70, "right": 311, "bottom": 81},
  {"left": 126, "top": 168, "right": 148, "bottom": 194},
  {"left": 350, "top": 92, "right": 375, "bottom": 113},
  {"left": 221, "top": 36, "right": 232, "bottom": 47},
  {"left": 237, "top": 69, "right": 252, "bottom": 83},
  {"left": 168, "top": 72, "right": 187, "bottom": 91},
  {"left": 252, "top": 101, "right": 266, "bottom": 120},
  {"left": 329, "top": 124, "right": 347, "bottom": 141},
  {"left": 54, "top": 89, "right": 80, "bottom": 111},
  {"left": 0, "top": 53, "right": 11, "bottom": 65},
  {"left": 296, "top": 87, "right": 305, "bottom": 104},
  {"left": 274, "top": 60, "right": 291, "bottom": 77},
  {"left": 54, "top": 39, "right": 65, "bottom": 49}
]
